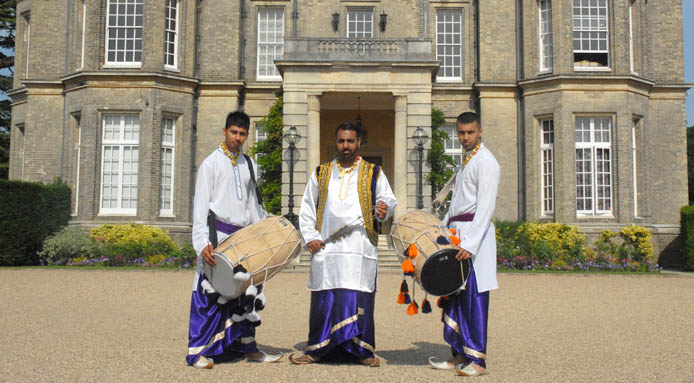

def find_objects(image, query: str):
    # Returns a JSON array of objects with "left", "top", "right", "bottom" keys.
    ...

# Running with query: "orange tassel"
[
  {"left": 449, "top": 228, "right": 457, "bottom": 235},
  {"left": 408, "top": 244, "right": 418, "bottom": 258},
  {"left": 449, "top": 235, "right": 461, "bottom": 246},
  {"left": 436, "top": 296, "right": 443, "bottom": 308},
  {"left": 397, "top": 291, "right": 406, "bottom": 304},
  {"left": 401, "top": 258, "right": 415, "bottom": 274},
  {"left": 406, "top": 301, "right": 419, "bottom": 315}
]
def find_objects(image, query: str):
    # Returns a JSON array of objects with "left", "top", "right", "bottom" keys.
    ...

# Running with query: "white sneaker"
[
  {"left": 193, "top": 355, "right": 214, "bottom": 369},
  {"left": 455, "top": 362, "right": 488, "bottom": 376},
  {"left": 428, "top": 356, "right": 456, "bottom": 370},
  {"left": 247, "top": 351, "right": 283, "bottom": 363}
]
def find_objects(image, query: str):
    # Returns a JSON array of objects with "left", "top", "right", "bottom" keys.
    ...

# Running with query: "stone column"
[
  {"left": 307, "top": 94, "right": 321, "bottom": 174},
  {"left": 393, "top": 95, "right": 408, "bottom": 218}
]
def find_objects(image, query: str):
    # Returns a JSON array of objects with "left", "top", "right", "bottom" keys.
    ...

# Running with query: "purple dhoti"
[
  {"left": 305, "top": 289, "right": 376, "bottom": 359},
  {"left": 186, "top": 223, "right": 259, "bottom": 365},
  {"left": 441, "top": 265, "right": 489, "bottom": 368}
]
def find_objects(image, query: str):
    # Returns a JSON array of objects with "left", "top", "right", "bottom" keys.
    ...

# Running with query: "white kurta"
[
  {"left": 191, "top": 149, "right": 265, "bottom": 290},
  {"left": 443, "top": 143, "right": 500, "bottom": 293},
  {"left": 299, "top": 159, "right": 397, "bottom": 293}
]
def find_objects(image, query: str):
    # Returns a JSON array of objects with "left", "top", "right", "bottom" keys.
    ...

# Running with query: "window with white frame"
[
  {"left": 22, "top": 13, "right": 30, "bottom": 78},
  {"left": 575, "top": 117, "right": 612, "bottom": 216},
  {"left": 79, "top": 0, "right": 86, "bottom": 70},
  {"left": 540, "top": 119, "right": 554, "bottom": 216},
  {"left": 631, "top": 118, "right": 639, "bottom": 218},
  {"left": 347, "top": 9, "right": 373, "bottom": 38},
  {"left": 539, "top": 0, "right": 553, "bottom": 72},
  {"left": 72, "top": 116, "right": 82, "bottom": 215},
  {"left": 572, "top": 0, "right": 609, "bottom": 68},
  {"left": 436, "top": 9, "right": 462, "bottom": 80},
  {"left": 257, "top": 8, "right": 284, "bottom": 80},
  {"left": 15, "top": 124, "right": 25, "bottom": 180},
  {"left": 254, "top": 122, "right": 267, "bottom": 178},
  {"left": 164, "top": 0, "right": 179, "bottom": 70},
  {"left": 100, "top": 115, "right": 140, "bottom": 214},
  {"left": 442, "top": 125, "right": 462, "bottom": 167},
  {"left": 160, "top": 117, "right": 176, "bottom": 215},
  {"left": 105, "top": 0, "right": 144, "bottom": 66}
]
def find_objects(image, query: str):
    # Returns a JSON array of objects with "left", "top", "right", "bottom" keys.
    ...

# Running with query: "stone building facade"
[{"left": 7, "top": 0, "right": 690, "bottom": 264}]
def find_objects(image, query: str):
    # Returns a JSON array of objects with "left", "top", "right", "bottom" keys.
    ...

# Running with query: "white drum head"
[{"left": 202, "top": 251, "right": 242, "bottom": 298}]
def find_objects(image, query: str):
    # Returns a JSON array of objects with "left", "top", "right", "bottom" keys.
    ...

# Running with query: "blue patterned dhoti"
[
  {"left": 305, "top": 289, "right": 376, "bottom": 359},
  {"left": 441, "top": 265, "right": 490, "bottom": 368}
]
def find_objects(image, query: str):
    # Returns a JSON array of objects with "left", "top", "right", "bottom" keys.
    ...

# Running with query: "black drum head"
[{"left": 420, "top": 248, "right": 472, "bottom": 296}]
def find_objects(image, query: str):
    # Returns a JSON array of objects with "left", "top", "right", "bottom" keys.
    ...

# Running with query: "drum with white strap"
[
  {"left": 389, "top": 210, "right": 471, "bottom": 296},
  {"left": 203, "top": 215, "right": 302, "bottom": 299}
]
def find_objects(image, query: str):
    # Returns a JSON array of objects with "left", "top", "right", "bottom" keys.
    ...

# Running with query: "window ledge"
[
  {"left": 256, "top": 76, "right": 283, "bottom": 82},
  {"left": 576, "top": 213, "right": 614, "bottom": 218},
  {"left": 573, "top": 66, "right": 611, "bottom": 72},
  {"left": 98, "top": 211, "right": 137, "bottom": 217},
  {"left": 159, "top": 213, "right": 176, "bottom": 218},
  {"left": 435, "top": 78, "right": 463, "bottom": 83},
  {"left": 103, "top": 63, "right": 142, "bottom": 69},
  {"left": 164, "top": 65, "right": 180, "bottom": 73}
]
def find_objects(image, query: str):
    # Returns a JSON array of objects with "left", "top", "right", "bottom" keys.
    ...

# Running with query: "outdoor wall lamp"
[
  {"left": 379, "top": 11, "right": 388, "bottom": 32},
  {"left": 332, "top": 12, "right": 340, "bottom": 32}
]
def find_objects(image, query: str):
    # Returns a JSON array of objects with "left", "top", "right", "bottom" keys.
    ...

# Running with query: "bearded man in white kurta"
[
  {"left": 428, "top": 112, "right": 500, "bottom": 377},
  {"left": 290, "top": 122, "right": 397, "bottom": 368},
  {"left": 187, "top": 111, "right": 281, "bottom": 368}
]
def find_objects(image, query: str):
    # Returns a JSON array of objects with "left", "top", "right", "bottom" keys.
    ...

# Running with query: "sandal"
[{"left": 288, "top": 352, "right": 319, "bottom": 365}]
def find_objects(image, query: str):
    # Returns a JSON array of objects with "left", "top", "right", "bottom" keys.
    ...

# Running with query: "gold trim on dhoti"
[
  {"left": 443, "top": 313, "right": 461, "bottom": 334},
  {"left": 463, "top": 346, "right": 486, "bottom": 360},
  {"left": 305, "top": 314, "right": 360, "bottom": 352},
  {"left": 188, "top": 318, "right": 234, "bottom": 355},
  {"left": 443, "top": 314, "right": 487, "bottom": 360},
  {"left": 351, "top": 337, "right": 375, "bottom": 353},
  {"left": 305, "top": 338, "right": 331, "bottom": 351}
]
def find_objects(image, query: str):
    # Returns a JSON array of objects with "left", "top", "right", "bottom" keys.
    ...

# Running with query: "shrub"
[
  {"left": 517, "top": 222, "right": 587, "bottom": 263},
  {"left": 594, "top": 226, "right": 654, "bottom": 270},
  {"left": 0, "top": 178, "right": 71, "bottom": 265},
  {"left": 39, "top": 226, "right": 96, "bottom": 265},
  {"left": 682, "top": 206, "right": 694, "bottom": 271},
  {"left": 90, "top": 223, "right": 178, "bottom": 263}
]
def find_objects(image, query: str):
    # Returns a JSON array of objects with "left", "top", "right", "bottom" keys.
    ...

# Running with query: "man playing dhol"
[
  {"left": 187, "top": 111, "right": 282, "bottom": 368},
  {"left": 290, "top": 122, "right": 397, "bottom": 367},
  {"left": 428, "top": 112, "right": 500, "bottom": 377}
]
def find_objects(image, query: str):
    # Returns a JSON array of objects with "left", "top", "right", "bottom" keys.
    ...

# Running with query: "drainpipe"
[
  {"left": 292, "top": 0, "right": 298, "bottom": 37},
  {"left": 515, "top": 0, "right": 525, "bottom": 221},
  {"left": 239, "top": 0, "right": 246, "bottom": 80},
  {"left": 473, "top": 0, "right": 480, "bottom": 112},
  {"left": 60, "top": 0, "right": 72, "bottom": 180},
  {"left": 423, "top": 0, "right": 428, "bottom": 38},
  {"left": 191, "top": 0, "right": 202, "bottom": 213}
]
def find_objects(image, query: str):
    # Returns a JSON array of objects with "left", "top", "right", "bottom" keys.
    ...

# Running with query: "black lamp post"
[
  {"left": 413, "top": 127, "right": 429, "bottom": 209},
  {"left": 332, "top": 12, "right": 340, "bottom": 32},
  {"left": 284, "top": 126, "right": 301, "bottom": 227},
  {"left": 379, "top": 11, "right": 388, "bottom": 32}
]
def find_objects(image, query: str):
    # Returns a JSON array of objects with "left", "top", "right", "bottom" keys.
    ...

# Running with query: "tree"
[
  {"left": 0, "top": 0, "right": 16, "bottom": 132},
  {"left": 688, "top": 124, "right": 694, "bottom": 204},
  {"left": 250, "top": 95, "right": 283, "bottom": 215},
  {"left": 426, "top": 108, "right": 457, "bottom": 200}
]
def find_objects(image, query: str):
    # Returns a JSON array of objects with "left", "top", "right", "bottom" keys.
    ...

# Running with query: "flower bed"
[
  {"left": 496, "top": 221, "right": 660, "bottom": 272},
  {"left": 39, "top": 224, "right": 196, "bottom": 268}
]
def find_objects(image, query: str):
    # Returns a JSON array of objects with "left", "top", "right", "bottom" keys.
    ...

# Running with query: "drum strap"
[
  {"left": 207, "top": 210, "right": 218, "bottom": 248},
  {"left": 242, "top": 153, "right": 264, "bottom": 208}
]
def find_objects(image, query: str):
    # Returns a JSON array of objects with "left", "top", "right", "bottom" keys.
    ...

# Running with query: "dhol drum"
[
  {"left": 389, "top": 210, "right": 471, "bottom": 296},
  {"left": 203, "top": 215, "right": 302, "bottom": 299}
]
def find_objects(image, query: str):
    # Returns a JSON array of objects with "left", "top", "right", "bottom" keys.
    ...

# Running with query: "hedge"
[
  {"left": 682, "top": 206, "right": 694, "bottom": 271},
  {"left": 0, "top": 179, "right": 71, "bottom": 265}
]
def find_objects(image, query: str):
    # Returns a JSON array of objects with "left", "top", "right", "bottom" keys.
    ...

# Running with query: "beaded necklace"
[
  {"left": 220, "top": 141, "right": 240, "bottom": 166},
  {"left": 220, "top": 142, "right": 244, "bottom": 200},
  {"left": 463, "top": 143, "right": 481, "bottom": 166},
  {"left": 336, "top": 157, "right": 360, "bottom": 201}
]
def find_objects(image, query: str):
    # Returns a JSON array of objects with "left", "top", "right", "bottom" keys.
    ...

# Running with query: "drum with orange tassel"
[{"left": 389, "top": 210, "right": 471, "bottom": 297}]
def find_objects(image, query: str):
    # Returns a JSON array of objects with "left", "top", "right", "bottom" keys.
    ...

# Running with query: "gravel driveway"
[{"left": 1, "top": 269, "right": 692, "bottom": 382}]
